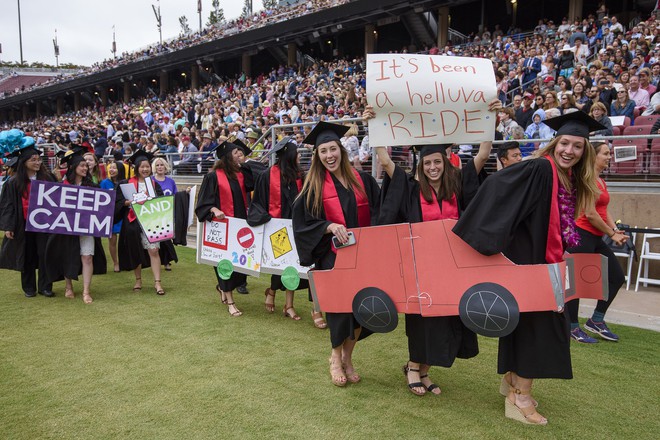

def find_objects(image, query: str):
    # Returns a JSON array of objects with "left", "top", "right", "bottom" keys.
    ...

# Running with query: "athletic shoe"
[
  {"left": 584, "top": 319, "right": 619, "bottom": 342},
  {"left": 570, "top": 327, "right": 598, "bottom": 344}
]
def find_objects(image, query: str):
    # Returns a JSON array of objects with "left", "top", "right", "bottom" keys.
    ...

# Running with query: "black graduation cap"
[
  {"left": 127, "top": 148, "right": 154, "bottom": 164},
  {"left": 3, "top": 155, "right": 18, "bottom": 169},
  {"left": 412, "top": 144, "right": 451, "bottom": 159},
  {"left": 58, "top": 146, "right": 86, "bottom": 166},
  {"left": 232, "top": 138, "right": 253, "bottom": 156},
  {"left": 270, "top": 136, "right": 297, "bottom": 156},
  {"left": 543, "top": 111, "right": 606, "bottom": 138},
  {"left": 12, "top": 145, "right": 43, "bottom": 162},
  {"left": 302, "top": 121, "right": 349, "bottom": 149}
]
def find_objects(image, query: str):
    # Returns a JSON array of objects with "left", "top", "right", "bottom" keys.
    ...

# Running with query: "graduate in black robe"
[
  {"left": 0, "top": 136, "right": 57, "bottom": 297},
  {"left": 44, "top": 147, "right": 107, "bottom": 304},
  {"left": 247, "top": 137, "right": 308, "bottom": 320},
  {"left": 195, "top": 140, "right": 254, "bottom": 317},
  {"left": 114, "top": 150, "right": 167, "bottom": 295},
  {"left": 376, "top": 141, "right": 492, "bottom": 395},
  {"left": 292, "top": 122, "right": 380, "bottom": 387},
  {"left": 452, "top": 111, "right": 604, "bottom": 425}
]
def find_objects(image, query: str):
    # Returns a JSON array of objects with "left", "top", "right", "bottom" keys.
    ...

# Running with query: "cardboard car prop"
[{"left": 308, "top": 219, "right": 607, "bottom": 337}]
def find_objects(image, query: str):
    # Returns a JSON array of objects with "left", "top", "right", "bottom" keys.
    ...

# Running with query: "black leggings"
[{"left": 566, "top": 227, "right": 625, "bottom": 323}]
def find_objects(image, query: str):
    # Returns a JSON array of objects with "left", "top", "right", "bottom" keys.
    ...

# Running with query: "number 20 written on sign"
[{"left": 231, "top": 252, "right": 260, "bottom": 270}]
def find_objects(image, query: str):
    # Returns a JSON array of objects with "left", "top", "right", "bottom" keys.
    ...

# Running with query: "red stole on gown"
[
  {"left": 322, "top": 169, "right": 370, "bottom": 252},
  {"left": 268, "top": 165, "right": 302, "bottom": 218},
  {"left": 420, "top": 189, "right": 459, "bottom": 221},
  {"left": 215, "top": 169, "right": 247, "bottom": 217},
  {"left": 544, "top": 156, "right": 563, "bottom": 264}
]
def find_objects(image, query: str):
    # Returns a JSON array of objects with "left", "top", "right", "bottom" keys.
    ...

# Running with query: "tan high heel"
[
  {"left": 82, "top": 292, "right": 93, "bottom": 304},
  {"left": 311, "top": 311, "right": 327, "bottom": 329},
  {"left": 65, "top": 288, "right": 75, "bottom": 299},
  {"left": 505, "top": 387, "right": 547, "bottom": 425},
  {"left": 500, "top": 372, "right": 538, "bottom": 407}
]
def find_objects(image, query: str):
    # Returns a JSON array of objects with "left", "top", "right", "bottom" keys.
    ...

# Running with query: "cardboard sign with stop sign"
[{"left": 197, "top": 216, "right": 264, "bottom": 277}]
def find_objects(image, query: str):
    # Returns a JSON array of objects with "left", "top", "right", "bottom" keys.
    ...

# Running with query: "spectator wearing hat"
[
  {"left": 558, "top": 44, "right": 575, "bottom": 79},
  {"left": 516, "top": 93, "right": 535, "bottom": 129},
  {"left": 245, "top": 130, "right": 264, "bottom": 159},
  {"left": 638, "top": 68, "right": 657, "bottom": 96},
  {"left": 573, "top": 38, "right": 590, "bottom": 66}
]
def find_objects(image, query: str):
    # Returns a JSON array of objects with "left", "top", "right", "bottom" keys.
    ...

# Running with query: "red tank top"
[{"left": 575, "top": 178, "right": 608, "bottom": 236}]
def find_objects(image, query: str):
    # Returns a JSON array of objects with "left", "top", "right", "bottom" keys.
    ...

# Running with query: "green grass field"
[{"left": 1, "top": 245, "right": 659, "bottom": 439}]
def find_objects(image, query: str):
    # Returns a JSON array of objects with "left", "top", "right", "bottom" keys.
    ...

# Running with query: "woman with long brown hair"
[
  {"left": 454, "top": 111, "right": 602, "bottom": 425},
  {"left": 195, "top": 140, "right": 254, "bottom": 317},
  {"left": 292, "top": 122, "right": 380, "bottom": 387},
  {"left": 0, "top": 131, "right": 56, "bottom": 298},
  {"left": 371, "top": 99, "right": 501, "bottom": 396}
]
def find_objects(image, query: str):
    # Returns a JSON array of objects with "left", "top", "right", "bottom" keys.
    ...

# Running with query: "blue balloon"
[
  {"left": 6, "top": 129, "right": 24, "bottom": 148},
  {"left": 21, "top": 136, "right": 36, "bottom": 149}
]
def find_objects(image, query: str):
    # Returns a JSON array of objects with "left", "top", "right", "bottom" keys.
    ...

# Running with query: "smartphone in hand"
[{"left": 332, "top": 231, "right": 356, "bottom": 248}]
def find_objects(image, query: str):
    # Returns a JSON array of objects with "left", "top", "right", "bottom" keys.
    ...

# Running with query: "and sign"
[
  {"left": 26, "top": 181, "right": 116, "bottom": 237},
  {"left": 132, "top": 195, "right": 175, "bottom": 243},
  {"left": 366, "top": 53, "right": 497, "bottom": 146},
  {"left": 197, "top": 216, "right": 264, "bottom": 277}
]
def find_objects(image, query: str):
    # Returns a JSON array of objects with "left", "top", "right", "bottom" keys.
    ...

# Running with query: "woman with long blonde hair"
[
  {"left": 292, "top": 121, "right": 380, "bottom": 388},
  {"left": 454, "top": 111, "right": 602, "bottom": 425}
]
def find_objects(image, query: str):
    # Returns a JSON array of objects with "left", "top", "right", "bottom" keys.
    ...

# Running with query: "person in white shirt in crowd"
[{"left": 628, "top": 75, "right": 650, "bottom": 113}]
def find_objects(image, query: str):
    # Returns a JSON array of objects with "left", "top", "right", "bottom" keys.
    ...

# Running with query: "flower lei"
[{"left": 558, "top": 178, "right": 580, "bottom": 248}]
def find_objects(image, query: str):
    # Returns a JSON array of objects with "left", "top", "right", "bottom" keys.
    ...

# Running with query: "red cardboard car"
[{"left": 308, "top": 219, "right": 607, "bottom": 337}]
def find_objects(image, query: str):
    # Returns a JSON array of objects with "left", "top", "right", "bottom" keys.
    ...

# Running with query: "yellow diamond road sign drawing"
[{"left": 270, "top": 227, "right": 293, "bottom": 259}]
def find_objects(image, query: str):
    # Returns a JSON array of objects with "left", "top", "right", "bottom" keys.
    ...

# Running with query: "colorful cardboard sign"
[
  {"left": 261, "top": 218, "right": 311, "bottom": 279},
  {"left": 132, "top": 195, "right": 175, "bottom": 243},
  {"left": 197, "top": 216, "right": 264, "bottom": 277},
  {"left": 25, "top": 181, "right": 115, "bottom": 238},
  {"left": 366, "top": 54, "right": 497, "bottom": 146}
]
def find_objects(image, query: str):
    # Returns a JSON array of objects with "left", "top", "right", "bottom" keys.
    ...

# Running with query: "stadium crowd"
[
  {"left": 0, "top": 0, "right": 351, "bottom": 98},
  {"left": 2, "top": 5, "right": 660, "bottom": 179}
]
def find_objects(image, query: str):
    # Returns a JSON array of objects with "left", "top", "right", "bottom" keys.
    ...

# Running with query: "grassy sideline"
[{"left": 1, "top": 244, "right": 659, "bottom": 439}]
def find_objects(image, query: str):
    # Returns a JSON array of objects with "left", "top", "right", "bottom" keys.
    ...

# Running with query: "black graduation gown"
[
  {"left": 378, "top": 162, "right": 485, "bottom": 367},
  {"left": 172, "top": 190, "right": 190, "bottom": 246},
  {"left": 195, "top": 167, "right": 254, "bottom": 292},
  {"left": 292, "top": 170, "right": 380, "bottom": 348},
  {"left": 115, "top": 178, "right": 165, "bottom": 271},
  {"left": 452, "top": 158, "right": 572, "bottom": 379},
  {"left": 0, "top": 174, "right": 56, "bottom": 293},
  {"left": 247, "top": 167, "right": 309, "bottom": 292}
]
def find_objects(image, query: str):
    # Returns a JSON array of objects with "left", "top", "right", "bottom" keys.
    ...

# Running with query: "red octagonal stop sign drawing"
[{"left": 237, "top": 227, "right": 255, "bottom": 249}]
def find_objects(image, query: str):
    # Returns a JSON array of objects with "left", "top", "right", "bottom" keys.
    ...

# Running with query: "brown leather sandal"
[
  {"left": 283, "top": 305, "right": 301, "bottom": 321},
  {"left": 311, "top": 311, "right": 327, "bottom": 329},
  {"left": 500, "top": 372, "right": 538, "bottom": 407},
  {"left": 154, "top": 280, "right": 165, "bottom": 296},
  {"left": 265, "top": 288, "right": 276, "bottom": 313}
]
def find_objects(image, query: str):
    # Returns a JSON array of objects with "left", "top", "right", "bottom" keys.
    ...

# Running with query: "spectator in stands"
[
  {"left": 543, "top": 91, "right": 560, "bottom": 111},
  {"left": 524, "top": 108, "right": 554, "bottom": 153},
  {"left": 497, "top": 141, "right": 523, "bottom": 168},
  {"left": 94, "top": 130, "right": 108, "bottom": 160},
  {"left": 533, "top": 94, "right": 545, "bottom": 110},
  {"left": 638, "top": 68, "right": 657, "bottom": 96},
  {"left": 610, "top": 85, "right": 636, "bottom": 121},
  {"left": 572, "top": 82, "right": 589, "bottom": 110},
  {"left": 560, "top": 92, "right": 578, "bottom": 114},
  {"left": 496, "top": 107, "right": 520, "bottom": 138},
  {"left": 558, "top": 44, "right": 575, "bottom": 79},
  {"left": 589, "top": 102, "right": 613, "bottom": 136},
  {"left": 573, "top": 38, "right": 590, "bottom": 66},
  {"left": 173, "top": 136, "right": 199, "bottom": 174},
  {"left": 522, "top": 47, "right": 542, "bottom": 88},
  {"left": 516, "top": 93, "right": 535, "bottom": 129},
  {"left": 628, "top": 75, "right": 650, "bottom": 113}
]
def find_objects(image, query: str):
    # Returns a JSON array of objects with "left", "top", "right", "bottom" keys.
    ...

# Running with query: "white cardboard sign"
[
  {"left": 366, "top": 54, "right": 497, "bottom": 146},
  {"left": 197, "top": 216, "right": 264, "bottom": 277},
  {"left": 261, "top": 218, "right": 311, "bottom": 279}
]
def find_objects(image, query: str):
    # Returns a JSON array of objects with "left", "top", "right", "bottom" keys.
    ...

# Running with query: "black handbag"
[{"left": 602, "top": 223, "right": 637, "bottom": 261}]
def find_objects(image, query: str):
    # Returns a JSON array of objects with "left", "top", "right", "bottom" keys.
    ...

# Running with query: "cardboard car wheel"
[
  {"left": 459, "top": 282, "right": 519, "bottom": 338},
  {"left": 215, "top": 259, "right": 234, "bottom": 281},
  {"left": 351, "top": 287, "right": 398, "bottom": 333}
]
